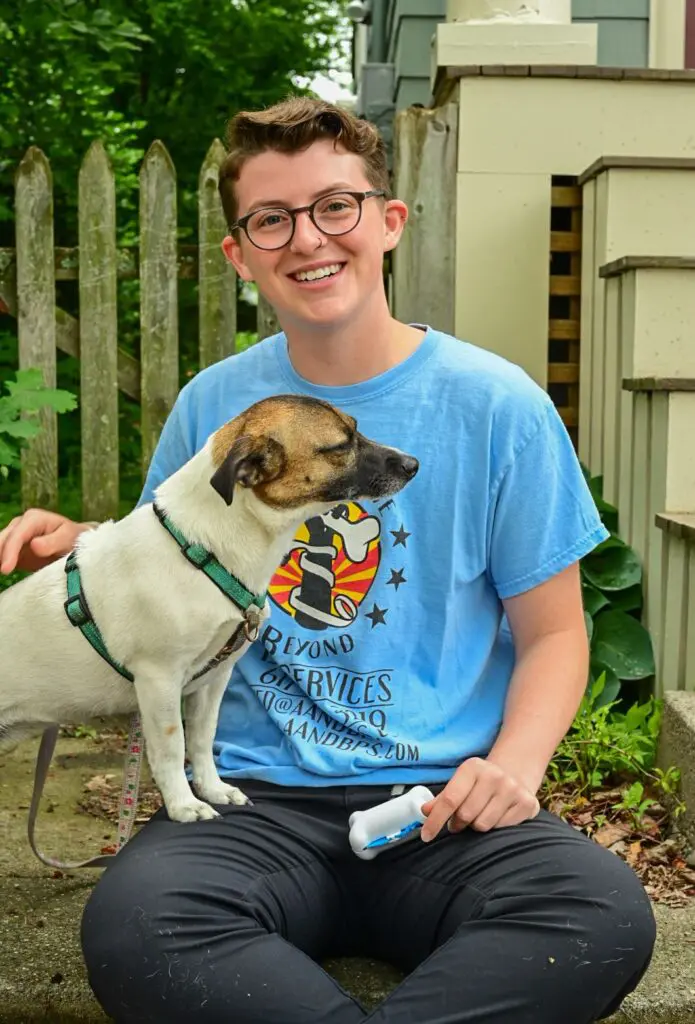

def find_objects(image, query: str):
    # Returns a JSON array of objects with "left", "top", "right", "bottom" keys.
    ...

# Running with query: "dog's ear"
[{"left": 210, "top": 435, "right": 285, "bottom": 505}]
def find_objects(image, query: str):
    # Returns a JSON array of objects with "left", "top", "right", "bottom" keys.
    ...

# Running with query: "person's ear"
[
  {"left": 383, "top": 198, "right": 408, "bottom": 254},
  {"left": 221, "top": 234, "right": 254, "bottom": 282}
]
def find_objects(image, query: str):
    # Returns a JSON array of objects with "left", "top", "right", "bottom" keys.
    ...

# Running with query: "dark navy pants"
[{"left": 81, "top": 781, "right": 656, "bottom": 1023}]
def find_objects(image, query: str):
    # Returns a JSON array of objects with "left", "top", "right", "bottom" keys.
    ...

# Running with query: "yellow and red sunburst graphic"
[{"left": 269, "top": 502, "right": 381, "bottom": 628}]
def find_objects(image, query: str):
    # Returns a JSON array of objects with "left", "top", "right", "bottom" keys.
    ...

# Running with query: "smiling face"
[
  {"left": 210, "top": 395, "right": 419, "bottom": 512},
  {"left": 221, "top": 140, "right": 408, "bottom": 332}
]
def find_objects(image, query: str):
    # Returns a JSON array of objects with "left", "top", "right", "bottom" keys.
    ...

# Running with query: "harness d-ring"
[{"left": 244, "top": 607, "right": 262, "bottom": 643}]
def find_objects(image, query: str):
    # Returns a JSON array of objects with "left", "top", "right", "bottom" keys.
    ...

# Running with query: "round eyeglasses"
[{"left": 231, "top": 189, "right": 387, "bottom": 251}]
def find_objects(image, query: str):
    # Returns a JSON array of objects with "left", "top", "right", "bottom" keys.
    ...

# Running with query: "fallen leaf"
[
  {"left": 85, "top": 774, "right": 116, "bottom": 792},
  {"left": 625, "top": 841, "right": 643, "bottom": 867},
  {"left": 594, "top": 823, "right": 630, "bottom": 848}
]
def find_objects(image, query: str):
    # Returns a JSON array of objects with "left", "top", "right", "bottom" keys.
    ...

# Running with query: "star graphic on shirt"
[
  {"left": 386, "top": 568, "right": 407, "bottom": 590},
  {"left": 390, "top": 525, "right": 411, "bottom": 548},
  {"left": 365, "top": 603, "right": 387, "bottom": 628}
]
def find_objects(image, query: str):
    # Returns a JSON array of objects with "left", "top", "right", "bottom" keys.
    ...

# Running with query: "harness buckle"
[
  {"left": 182, "top": 543, "right": 213, "bottom": 569},
  {"left": 64, "top": 591, "right": 91, "bottom": 628}
]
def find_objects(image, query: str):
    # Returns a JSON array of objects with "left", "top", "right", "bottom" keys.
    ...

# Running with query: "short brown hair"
[{"left": 218, "top": 96, "right": 389, "bottom": 228}]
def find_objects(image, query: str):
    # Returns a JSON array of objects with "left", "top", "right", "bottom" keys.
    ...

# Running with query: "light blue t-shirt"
[{"left": 140, "top": 327, "right": 607, "bottom": 786}]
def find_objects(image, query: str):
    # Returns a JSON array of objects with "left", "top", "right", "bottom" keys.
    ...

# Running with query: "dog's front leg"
[
  {"left": 184, "top": 665, "right": 249, "bottom": 808},
  {"left": 133, "top": 671, "right": 220, "bottom": 822}
]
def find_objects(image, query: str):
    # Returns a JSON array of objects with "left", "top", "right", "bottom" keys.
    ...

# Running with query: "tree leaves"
[
  {"left": 4, "top": 369, "right": 78, "bottom": 414},
  {"left": 0, "top": 0, "right": 350, "bottom": 246},
  {"left": 0, "top": 370, "right": 77, "bottom": 470}
]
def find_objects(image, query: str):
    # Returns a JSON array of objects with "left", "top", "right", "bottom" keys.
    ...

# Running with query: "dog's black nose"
[{"left": 401, "top": 455, "right": 419, "bottom": 479}]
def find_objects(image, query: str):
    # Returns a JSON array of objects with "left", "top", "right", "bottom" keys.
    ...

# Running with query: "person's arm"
[
  {"left": 420, "top": 563, "right": 587, "bottom": 840},
  {"left": 420, "top": 394, "right": 606, "bottom": 841},
  {"left": 487, "top": 561, "right": 588, "bottom": 793}
]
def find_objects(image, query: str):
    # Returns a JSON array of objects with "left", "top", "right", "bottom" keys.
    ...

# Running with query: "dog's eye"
[{"left": 317, "top": 438, "right": 353, "bottom": 455}]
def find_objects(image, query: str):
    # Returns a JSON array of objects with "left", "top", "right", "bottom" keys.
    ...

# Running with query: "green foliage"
[
  {"left": 0, "top": 3, "right": 149, "bottom": 236},
  {"left": 549, "top": 475, "right": 677, "bottom": 812},
  {"left": 580, "top": 470, "right": 655, "bottom": 706},
  {"left": 547, "top": 672, "right": 684, "bottom": 818},
  {"left": 0, "top": 0, "right": 349, "bottom": 244},
  {"left": 612, "top": 780, "right": 658, "bottom": 831},
  {"left": 0, "top": 369, "right": 77, "bottom": 475},
  {"left": 0, "top": 0, "right": 347, "bottom": 516}
]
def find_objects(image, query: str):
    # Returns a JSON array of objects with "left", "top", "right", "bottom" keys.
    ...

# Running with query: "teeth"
[{"left": 294, "top": 263, "right": 342, "bottom": 282}]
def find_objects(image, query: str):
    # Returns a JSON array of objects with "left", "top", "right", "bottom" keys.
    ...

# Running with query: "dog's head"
[{"left": 209, "top": 395, "right": 418, "bottom": 511}]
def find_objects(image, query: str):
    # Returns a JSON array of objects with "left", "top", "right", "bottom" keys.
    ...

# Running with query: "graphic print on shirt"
[
  {"left": 252, "top": 499, "right": 421, "bottom": 766},
  {"left": 268, "top": 502, "right": 383, "bottom": 630}
]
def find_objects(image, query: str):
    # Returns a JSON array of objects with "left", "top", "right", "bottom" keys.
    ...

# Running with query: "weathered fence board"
[
  {"left": 78, "top": 141, "right": 119, "bottom": 521},
  {"left": 3, "top": 134, "right": 409, "bottom": 514},
  {"left": 139, "top": 141, "right": 179, "bottom": 476},
  {"left": 258, "top": 295, "right": 281, "bottom": 340},
  {"left": 15, "top": 147, "right": 58, "bottom": 510},
  {"left": 392, "top": 103, "right": 457, "bottom": 336},
  {"left": 1, "top": 245, "right": 207, "bottom": 281},
  {"left": 199, "top": 139, "right": 237, "bottom": 368}
]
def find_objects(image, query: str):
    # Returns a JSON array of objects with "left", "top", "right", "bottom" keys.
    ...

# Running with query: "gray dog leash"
[
  {"left": 26, "top": 619, "right": 253, "bottom": 870},
  {"left": 28, "top": 713, "right": 144, "bottom": 870},
  {"left": 27, "top": 500, "right": 265, "bottom": 871}
]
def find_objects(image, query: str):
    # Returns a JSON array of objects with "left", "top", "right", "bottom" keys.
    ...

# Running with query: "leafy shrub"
[
  {"left": 0, "top": 368, "right": 77, "bottom": 476},
  {"left": 581, "top": 470, "right": 654, "bottom": 706},
  {"left": 546, "top": 672, "right": 683, "bottom": 818}
]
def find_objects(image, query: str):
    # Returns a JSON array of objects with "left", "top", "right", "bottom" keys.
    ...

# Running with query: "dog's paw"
[
  {"left": 196, "top": 781, "right": 250, "bottom": 807},
  {"left": 167, "top": 798, "right": 221, "bottom": 823}
]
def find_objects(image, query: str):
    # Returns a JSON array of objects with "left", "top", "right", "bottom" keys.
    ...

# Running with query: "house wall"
[
  {"left": 357, "top": 0, "right": 689, "bottom": 118},
  {"left": 451, "top": 73, "right": 695, "bottom": 387},
  {"left": 385, "top": 0, "right": 447, "bottom": 110},
  {"left": 572, "top": 0, "right": 650, "bottom": 67}
]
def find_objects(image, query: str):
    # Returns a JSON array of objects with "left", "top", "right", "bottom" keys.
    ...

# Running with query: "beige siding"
[
  {"left": 455, "top": 171, "right": 551, "bottom": 386},
  {"left": 457, "top": 78, "right": 695, "bottom": 176}
]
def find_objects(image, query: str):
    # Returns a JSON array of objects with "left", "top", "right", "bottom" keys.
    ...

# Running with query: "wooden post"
[
  {"left": 78, "top": 141, "right": 119, "bottom": 521},
  {"left": 257, "top": 294, "right": 281, "bottom": 340},
  {"left": 14, "top": 147, "right": 58, "bottom": 510},
  {"left": 139, "top": 141, "right": 179, "bottom": 477},
  {"left": 392, "top": 103, "right": 457, "bottom": 335},
  {"left": 198, "top": 139, "right": 237, "bottom": 368}
]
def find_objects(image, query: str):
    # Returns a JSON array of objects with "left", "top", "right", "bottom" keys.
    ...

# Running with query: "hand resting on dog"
[{"left": 0, "top": 509, "right": 91, "bottom": 575}]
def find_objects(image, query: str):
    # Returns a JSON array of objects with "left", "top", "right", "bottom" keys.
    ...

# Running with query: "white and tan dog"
[{"left": 0, "top": 395, "right": 418, "bottom": 823}]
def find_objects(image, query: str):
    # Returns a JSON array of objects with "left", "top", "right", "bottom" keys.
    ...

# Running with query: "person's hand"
[
  {"left": 420, "top": 757, "right": 541, "bottom": 841},
  {"left": 0, "top": 509, "right": 92, "bottom": 574}
]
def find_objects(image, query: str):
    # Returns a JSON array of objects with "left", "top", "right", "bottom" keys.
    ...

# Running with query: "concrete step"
[
  {"left": 659, "top": 690, "right": 695, "bottom": 850},
  {"left": 1, "top": 731, "right": 694, "bottom": 1022}
]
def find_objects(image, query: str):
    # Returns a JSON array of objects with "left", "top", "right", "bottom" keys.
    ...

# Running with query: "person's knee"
[
  {"left": 572, "top": 845, "right": 657, "bottom": 978},
  {"left": 81, "top": 862, "right": 156, "bottom": 994}
]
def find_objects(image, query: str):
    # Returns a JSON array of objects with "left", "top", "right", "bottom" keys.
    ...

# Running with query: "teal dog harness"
[{"left": 64, "top": 503, "right": 267, "bottom": 682}]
